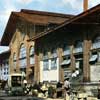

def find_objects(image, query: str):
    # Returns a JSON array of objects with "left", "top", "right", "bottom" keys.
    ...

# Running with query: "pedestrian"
[
  {"left": 56, "top": 82, "right": 63, "bottom": 98},
  {"left": 23, "top": 78, "right": 27, "bottom": 86},
  {"left": 63, "top": 77, "right": 70, "bottom": 100}
]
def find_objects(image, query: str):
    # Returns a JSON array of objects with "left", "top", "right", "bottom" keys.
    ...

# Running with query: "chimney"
[{"left": 83, "top": 0, "right": 88, "bottom": 11}]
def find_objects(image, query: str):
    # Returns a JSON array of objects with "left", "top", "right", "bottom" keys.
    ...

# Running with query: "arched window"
[
  {"left": 13, "top": 53, "right": 16, "bottom": 69},
  {"left": 19, "top": 44, "right": 26, "bottom": 58},
  {"left": 19, "top": 44, "right": 27, "bottom": 73},
  {"left": 29, "top": 46, "right": 35, "bottom": 65},
  {"left": 92, "top": 35, "right": 100, "bottom": 49}
]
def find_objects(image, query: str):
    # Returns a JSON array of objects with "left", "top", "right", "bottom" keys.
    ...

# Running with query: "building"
[
  {"left": 0, "top": 9, "right": 73, "bottom": 83},
  {"left": 28, "top": 4, "right": 99, "bottom": 96},
  {"left": 0, "top": 50, "right": 10, "bottom": 81},
  {"left": 0, "top": 2, "right": 100, "bottom": 96},
  {"left": 28, "top": 4, "right": 100, "bottom": 84}
]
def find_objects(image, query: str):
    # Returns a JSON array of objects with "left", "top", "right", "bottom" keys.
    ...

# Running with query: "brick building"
[
  {"left": 27, "top": 4, "right": 100, "bottom": 96},
  {"left": 0, "top": 9, "right": 73, "bottom": 83},
  {"left": 28, "top": 4, "right": 100, "bottom": 84},
  {"left": 0, "top": 3, "right": 100, "bottom": 97}
]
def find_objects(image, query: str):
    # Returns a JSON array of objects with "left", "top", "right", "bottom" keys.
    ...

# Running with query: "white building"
[{"left": 0, "top": 50, "right": 10, "bottom": 81}]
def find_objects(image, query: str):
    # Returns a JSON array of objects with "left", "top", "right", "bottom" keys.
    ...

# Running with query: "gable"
[{"left": 0, "top": 10, "right": 74, "bottom": 46}]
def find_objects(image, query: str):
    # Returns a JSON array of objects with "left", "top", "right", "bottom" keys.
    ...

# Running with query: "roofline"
[
  {"left": 21, "top": 9, "right": 74, "bottom": 18},
  {"left": 0, "top": 12, "right": 17, "bottom": 46},
  {"left": 29, "top": 4, "right": 100, "bottom": 41},
  {"left": 0, "top": 9, "right": 74, "bottom": 46},
  {"left": 14, "top": 12, "right": 61, "bottom": 25}
]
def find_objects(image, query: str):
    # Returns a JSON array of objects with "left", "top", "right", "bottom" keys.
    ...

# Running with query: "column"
[
  {"left": 70, "top": 45, "right": 76, "bottom": 72},
  {"left": 57, "top": 48, "right": 64, "bottom": 82},
  {"left": 83, "top": 39, "right": 91, "bottom": 82}
]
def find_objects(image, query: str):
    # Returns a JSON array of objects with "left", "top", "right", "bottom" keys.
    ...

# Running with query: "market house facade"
[
  {"left": 28, "top": 4, "right": 100, "bottom": 84},
  {"left": 0, "top": 9, "right": 73, "bottom": 83},
  {"left": 1, "top": 3, "right": 100, "bottom": 96},
  {"left": 0, "top": 4, "right": 100, "bottom": 83}
]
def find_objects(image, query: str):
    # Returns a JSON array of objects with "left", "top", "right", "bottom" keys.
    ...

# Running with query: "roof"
[
  {"left": 29, "top": 4, "right": 100, "bottom": 41},
  {"left": 0, "top": 9, "right": 74, "bottom": 46},
  {"left": 0, "top": 49, "right": 10, "bottom": 56},
  {"left": 21, "top": 9, "right": 74, "bottom": 18},
  {"left": 0, "top": 50, "right": 10, "bottom": 63}
]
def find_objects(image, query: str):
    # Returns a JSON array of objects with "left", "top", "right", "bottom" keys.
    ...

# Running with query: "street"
[
  {"left": 0, "top": 96, "right": 43, "bottom": 100},
  {"left": 0, "top": 96, "right": 63, "bottom": 100}
]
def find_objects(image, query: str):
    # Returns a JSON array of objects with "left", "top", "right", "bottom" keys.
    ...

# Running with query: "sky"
[{"left": 0, "top": 0, "right": 100, "bottom": 53}]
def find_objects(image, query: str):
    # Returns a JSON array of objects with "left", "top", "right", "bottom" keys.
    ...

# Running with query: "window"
[
  {"left": 74, "top": 40, "right": 83, "bottom": 53},
  {"left": 4, "top": 72, "right": 6, "bottom": 75},
  {"left": 43, "top": 51, "right": 49, "bottom": 70},
  {"left": 7, "top": 72, "right": 8, "bottom": 75},
  {"left": 71, "top": 55, "right": 83, "bottom": 79},
  {"left": 61, "top": 56, "right": 71, "bottom": 66},
  {"left": 51, "top": 58, "right": 57, "bottom": 70},
  {"left": 63, "top": 44, "right": 70, "bottom": 56},
  {"left": 4, "top": 68, "right": 6, "bottom": 71},
  {"left": 51, "top": 48, "right": 57, "bottom": 58},
  {"left": 19, "top": 44, "right": 26, "bottom": 58},
  {"left": 11, "top": 76, "right": 21, "bottom": 87},
  {"left": 43, "top": 59, "right": 49, "bottom": 70},
  {"left": 19, "top": 44, "right": 26, "bottom": 73},
  {"left": 92, "top": 36, "right": 100, "bottom": 49},
  {"left": 89, "top": 52, "right": 98, "bottom": 64},
  {"left": 29, "top": 46, "right": 35, "bottom": 65},
  {"left": 51, "top": 48, "right": 57, "bottom": 69},
  {"left": 13, "top": 53, "right": 17, "bottom": 69}
]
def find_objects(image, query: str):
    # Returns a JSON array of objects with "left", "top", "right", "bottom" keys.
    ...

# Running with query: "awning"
[
  {"left": 89, "top": 54, "right": 98, "bottom": 62},
  {"left": 61, "top": 59, "right": 71, "bottom": 66}
]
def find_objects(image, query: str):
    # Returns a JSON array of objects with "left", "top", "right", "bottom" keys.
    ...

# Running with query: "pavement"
[
  {"left": 0, "top": 96, "right": 64, "bottom": 100},
  {"left": 0, "top": 90, "right": 64, "bottom": 100}
]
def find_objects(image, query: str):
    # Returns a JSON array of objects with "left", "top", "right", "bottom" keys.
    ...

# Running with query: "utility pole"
[{"left": 83, "top": 0, "right": 88, "bottom": 11}]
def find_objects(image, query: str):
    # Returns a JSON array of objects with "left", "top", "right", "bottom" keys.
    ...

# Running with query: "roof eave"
[{"left": 28, "top": 4, "right": 100, "bottom": 41}]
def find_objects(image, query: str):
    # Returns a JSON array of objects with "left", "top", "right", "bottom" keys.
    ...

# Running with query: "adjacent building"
[{"left": 0, "top": 50, "right": 10, "bottom": 81}]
